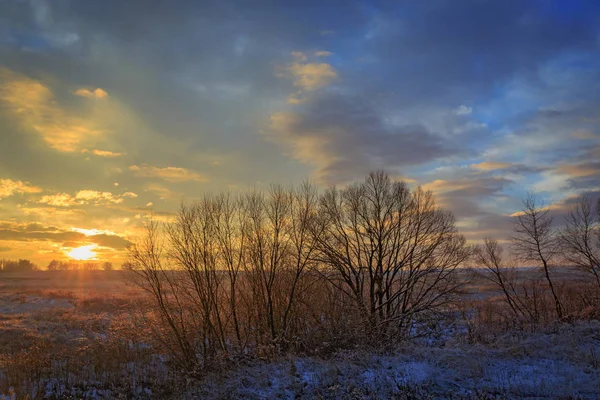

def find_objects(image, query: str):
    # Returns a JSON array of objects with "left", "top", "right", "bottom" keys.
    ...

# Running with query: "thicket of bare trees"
[
  {"left": 127, "top": 172, "right": 472, "bottom": 372},
  {"left": 128, "top": 172, "right": 600, "bottom": 373},
  {"left": 476, "top": 194, "right": 600, "bottom": 325}
]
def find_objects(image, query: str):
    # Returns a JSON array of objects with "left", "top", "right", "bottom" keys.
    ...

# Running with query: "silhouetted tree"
[
  {"left": 560, "top": 195, "right": 600, "bottom": 289},
  {"left": 47, "top": 260, "right": 60, "bottom": 271},
  {"left": 312, "top": 171, "right": 471, "bottom": 338},
  {"left": 511, "top": 194, "right": 563, "bottom": 319}
]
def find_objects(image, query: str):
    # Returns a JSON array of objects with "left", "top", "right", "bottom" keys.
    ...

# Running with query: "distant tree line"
[
  {"left": 0, "top": 259, "right": 38, "bottom": 272},
  {"left": 0, "top": 259, "right": 114, "bottom": 272},
  {"left": 46, "top": 260, "right": 114, "bottom": 271}
]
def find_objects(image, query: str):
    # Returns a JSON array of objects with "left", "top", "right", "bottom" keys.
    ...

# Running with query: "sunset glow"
[{"left": 66, "top": 245, "right": 98, "bottom": 261}]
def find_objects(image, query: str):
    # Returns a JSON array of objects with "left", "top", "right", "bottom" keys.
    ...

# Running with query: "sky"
[{"left": 0, "top": 0, "right": 599, "bottom": 266}]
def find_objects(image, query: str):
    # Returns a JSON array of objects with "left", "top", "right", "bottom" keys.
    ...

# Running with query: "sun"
[{"left": 66, "top": 245, "right": 98, "bottom": 261}]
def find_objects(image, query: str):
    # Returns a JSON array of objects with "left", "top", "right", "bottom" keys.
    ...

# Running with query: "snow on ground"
[
  {"left": 188, "top": 322, "right": 600, "bottom": 399},
  {"left": 0, "top": 287, "right": 598, "bottom": 399},
  {"left": 0, "top": 294, "right": 73, "bottom": 314}
]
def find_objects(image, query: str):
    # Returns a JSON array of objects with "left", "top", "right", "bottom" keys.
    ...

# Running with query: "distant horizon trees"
[
  {"left": 46, "top": 260, "right": 115, "bottom": 271},
  {"left": 0, "top": 258, "right": 38, "bottom": 272},
  {"left": 0, "top": 258, "right": 120, "bottom": 272}
]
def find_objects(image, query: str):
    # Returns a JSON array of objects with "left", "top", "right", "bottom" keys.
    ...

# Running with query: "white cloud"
[{"left": 454, "top": 105, "right": 473, "bottom": 115}]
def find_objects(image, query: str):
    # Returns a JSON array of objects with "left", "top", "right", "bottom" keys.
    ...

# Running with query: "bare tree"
[
  {"left": 280, "top": 182, "right": 321, "bottom": 340},
  {"left": 166, "top": 200, "right": 228, "bottom": 360},
  {"left": 475, "top": 238, "right": 520, "bottom": 318},
  {"left": 560, "top": 195, "right": 600, "bottom": 289},
  {"left": 211, "top": 192, "right": 248, "bottom": 350},
  {"left": 240, "top": 185, "right": 318, "bottom": 345},
  {"left": 128, "top": 219, "right": 199, "bottom": 371},
  {"left": 511, "top": 194, "right": 563, "bottom": 319},
  {"left": 474, "top": 237, "right": 543, "bottom": 323},
  {"left": 312, "top": 171, "right": 471, "bottom": 338}
]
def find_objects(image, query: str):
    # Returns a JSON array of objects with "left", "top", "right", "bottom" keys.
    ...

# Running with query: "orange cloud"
[
  {"left": 288, "top": 61, "right": 337, "bottom": 91},
  {"left": 74, "top": 88, "right": 109, "bottom": 99},
  {"left": 83, "top": 149, "right": 126, "bottom": 157},
  {"left": 280, "top": 52, "right": 337, "bottom": 103},
  {"left": 0, "top": 68, "right": 103, "bottom": 152},
  {"left": 129, "top": 164, "right": 207, "bottom": 182},
  {"left": 470, "top": 161, "right": 513, "bottom": 171},
  {"left": 38, "top": 190, "right": 138, "bottom": 206},
  {"left": 555, "top": 163, "right": 600, "bottom": 178},
  {"left": 144, "top": 183, "right": 179, "bottom": 199},
  {"left": 0, "top": 179, "right": 42, "bottom": 199},
  {"left": 268, "top": 112, "right": 330, "bottom": 174}
]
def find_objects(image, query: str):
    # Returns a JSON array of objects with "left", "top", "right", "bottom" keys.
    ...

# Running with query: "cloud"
[
  {"left": 17, "top": 206, "right": 86, "bottom": 219},
  {"left": 38, "top": 190, "right": 138, "bottom": 206},
  {"left": 85, "top": 149, "right": 125, "bottom": 157},
  {"left": 144, "top": 184, "right": 179, "bottom": 200},
  {"left": 74, "top": 88, "right": 109, "bottom": 99},
  {"left": 75, "top": 190, "right": 123, "bottom": 204},
  {"left": 0, "top": 179, "right": 42, "bottom": 199},
  {"left": 267, "top": 92, "right": 460, "bottom": 184},
  {"left": 129, "top": 164, "right": 207, "bottom": 182},
  {"left": 421, "top": 174, "right": 517, "bottom": 242},
  {"left": 88, "top": 233, "right": 131, "bottom": 249},
  {"left": 288, "top": 60, "right": 336, "bottom": 90},
  {"left": 555, "top": 162, "right": 600, "bottom": 179},
  {"left": 315, "top": 51, "right": 332, "bottom": 57},
  {"left": 0, "top": 220, "right": 130, "bottom": 250},
  {"left": 453, "top": 105, "right": 472, "bottom": 115},
  {"left": 0, "top": 68, "right": 103, "bottom": 152},
  {"left": 37, "top": 193, "right": 76, "bottom": 207},
  {"left": 470, "top": 162, "right": 513, "bottom": 171},
  {"left": 281, "top": 52, "right": 337, "bottom": 103},
  {"left": 422, "top": 176, "right": 512, "bottom": 198}
]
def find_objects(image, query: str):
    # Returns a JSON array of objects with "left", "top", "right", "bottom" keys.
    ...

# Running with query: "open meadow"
[{"left": 1, "top": 268, "right": 599, "bottom": 400}]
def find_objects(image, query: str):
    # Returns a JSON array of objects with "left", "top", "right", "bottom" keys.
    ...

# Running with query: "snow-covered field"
[
  {"left": 189, "top": 322, "right": 600, "bottom": 399},
  {"left": 1, "top": 271, "right": 599, "bottom": 399}
]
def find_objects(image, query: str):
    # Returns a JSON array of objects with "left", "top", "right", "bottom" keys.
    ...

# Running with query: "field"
[{"left": 1, "top": 269, "right": 599, "bottom": 399}]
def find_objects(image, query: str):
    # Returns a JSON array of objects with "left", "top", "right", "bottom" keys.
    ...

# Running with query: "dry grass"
[{"left": 0, "top": 268, "right": 599, "bottom": 399}]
